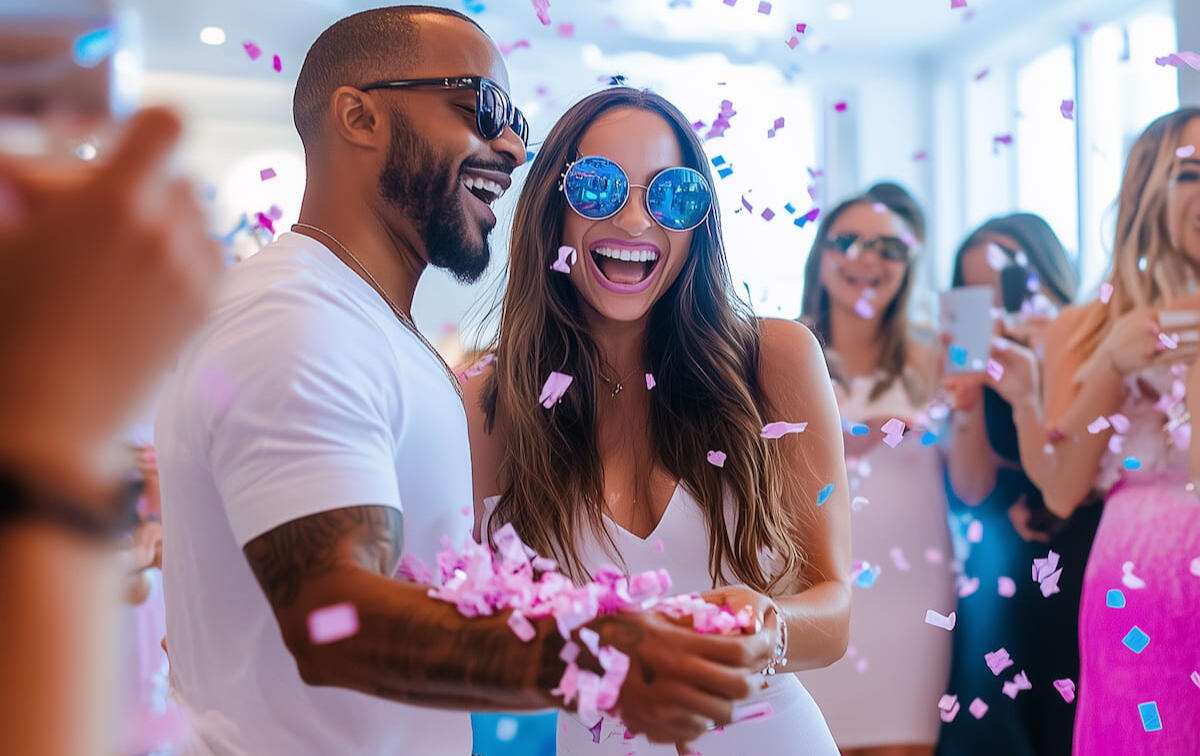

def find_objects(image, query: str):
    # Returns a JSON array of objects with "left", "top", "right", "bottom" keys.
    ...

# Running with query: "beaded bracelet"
[{"left": 761, "top": 599, "right": 789, "bottom": 676}]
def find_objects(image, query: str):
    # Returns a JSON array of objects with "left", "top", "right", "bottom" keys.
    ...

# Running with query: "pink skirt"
[{"left": 1074, "top": 474, "right": 1200, "bottom": 755}]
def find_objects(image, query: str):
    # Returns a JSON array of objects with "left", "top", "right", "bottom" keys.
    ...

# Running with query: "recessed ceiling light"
[
  {"left": 828, "top": 2, "right": 853, "bottom": 22},
  {"left": 200, "top": 27, "right": 227, "bottom": 46}
]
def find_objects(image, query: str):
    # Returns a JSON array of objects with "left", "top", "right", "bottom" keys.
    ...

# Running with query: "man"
[{"left": 155, "top": 6, "right": 768, "bottom": 755}]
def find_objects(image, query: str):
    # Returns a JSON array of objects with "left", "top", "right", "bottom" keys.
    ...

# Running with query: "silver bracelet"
[{"left": 761, "top": 599, "right": 789, "bottom": 676}]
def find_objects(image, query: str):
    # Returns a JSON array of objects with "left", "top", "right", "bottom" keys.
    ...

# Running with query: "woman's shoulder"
[{"left": 756, "top": 318, "right": 829, "bottom": 394}]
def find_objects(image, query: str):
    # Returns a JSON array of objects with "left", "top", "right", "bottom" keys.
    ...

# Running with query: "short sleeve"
[{"left": 203, "top": 291, "right": 401, "bottom": 546}]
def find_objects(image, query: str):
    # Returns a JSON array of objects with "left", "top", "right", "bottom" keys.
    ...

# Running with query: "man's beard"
[{"left": 378, "top": 115, "right": 491, "bottom": 284}]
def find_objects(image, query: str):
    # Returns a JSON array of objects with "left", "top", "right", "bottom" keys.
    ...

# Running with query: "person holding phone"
[
  {"left": 795, "top": 189, "right": 961, "bottom": 756},
  {"left": 937, "top": 212, "right": 1102, "bottom": 756},
  {"left": 1036, "top": 108, "right": 1200, "bottom": 755}
]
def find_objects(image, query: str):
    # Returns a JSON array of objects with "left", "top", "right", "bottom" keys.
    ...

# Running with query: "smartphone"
[
  {"left": 942, "top": 286, "right": 995, "bottom": 374},
  {"left": 1000, "top": 263, "right": 1030, "bottom": 314},
  {"left": 0, "top": 0, "right": 135, "bottom": 158}
]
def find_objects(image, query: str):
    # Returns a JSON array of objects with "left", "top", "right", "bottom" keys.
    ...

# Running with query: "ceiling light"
[
  {"left": 828, "top": 2, "right": 853, "bottom": 22},
  {"left": 200, "top": 26, "right": 227, "bottom": 46}
]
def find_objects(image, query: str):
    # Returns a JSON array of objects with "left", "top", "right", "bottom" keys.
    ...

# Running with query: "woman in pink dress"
[{"left": 1037, "top": 107, "right": 1200, "bottom": 755}]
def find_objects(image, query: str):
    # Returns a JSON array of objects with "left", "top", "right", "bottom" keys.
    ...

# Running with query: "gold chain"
[{"left": 291, "top": 223, "right": 464, "bottom": 400}]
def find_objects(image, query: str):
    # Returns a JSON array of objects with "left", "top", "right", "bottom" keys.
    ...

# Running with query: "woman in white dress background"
[
  {"left": 464, "top": 87, "right": 852, "bottom": 755},
  {"left": 797, "top": 188, "right": 970, "bottom": 756}
]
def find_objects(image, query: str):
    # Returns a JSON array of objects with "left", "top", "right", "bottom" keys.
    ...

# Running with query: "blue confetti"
[
  {"left": 717, "top": 167, "right": 734, "bottom": 179},
  {"left": 1123, "top": 456, "right": 1142, "bottom": 471},
  {"left": 816, "top": 483, "right": 835, "bottom": 506},
  {"left": 73, "top": 26, "right": 117, "bottom": 68},
  {"left": 1137, "top": 701, "right": 1162, "bottom": 732},
  {"left": 850, "top": 424, "right": 870, "bottom": 436},
  {"left": 463, "top": 0, "right": 486, "bottom": 13},
  {"left": 921, "top": 430, "right": 939, "bottom": 446},
  {"left": 855, "top": 567, "right": 878, "bottom": 588},
  {"left": 1122, "top": 626, "right": 1150, "bottom": 654},
  {"left": 950, "top": 345, "right": 968, "bottom": 367},
  {"left": 1106, "top": 589, "right": 1126, "bottom": 608},
  {"left": 711, "top": 155, "right": 726, "bottom": 167},
  {"left": 525, "top": 150, "right": 536, "bottom": 162},
  {"left": 784, "top": 202, "right": 796, "bottom": 214}
]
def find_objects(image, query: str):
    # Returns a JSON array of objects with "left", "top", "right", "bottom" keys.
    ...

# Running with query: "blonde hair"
[{"left": 1071, "top": 108, "right": 1200, "bottom": 355}]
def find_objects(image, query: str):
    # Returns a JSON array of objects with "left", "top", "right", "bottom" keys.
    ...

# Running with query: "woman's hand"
[
  {"left": 698, "top": 585, "right": 778, "bottom": 670},
  {"left": 1097, "top": 308, "right": 1200, "bottom": 375}
]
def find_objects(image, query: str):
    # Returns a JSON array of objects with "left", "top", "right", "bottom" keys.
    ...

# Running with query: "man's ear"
[{"left": 329, "top": 86, "right": 388, "bottom": 151}]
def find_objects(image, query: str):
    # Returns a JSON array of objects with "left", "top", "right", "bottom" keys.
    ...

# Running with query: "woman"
[
  {"left": 795, "top": 189, "right": 959, "bottom": 756},
  {"left": 1038, "top": 108, "right": 1200, "bottom": 755},
  {"left": 464, "top": 87, "right": 851, "bottom": 755},
  {"left": 937, "top": 213, "right": 1101, "bottom": 756}
]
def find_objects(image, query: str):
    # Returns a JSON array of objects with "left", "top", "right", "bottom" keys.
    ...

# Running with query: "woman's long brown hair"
[
  {"left": 1069, "top": 107, "right": 1200, "bottom": 358},
  {"left": 481, "top": 88, "right": 804, "bottom": 594},
  {"left": 799, "top": 194, "right": 923, "bottom": 401}
]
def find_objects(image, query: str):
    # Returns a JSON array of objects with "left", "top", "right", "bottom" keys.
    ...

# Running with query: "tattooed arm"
[{"left": 243, "top": 505, "right": 765, "bottom": 737}]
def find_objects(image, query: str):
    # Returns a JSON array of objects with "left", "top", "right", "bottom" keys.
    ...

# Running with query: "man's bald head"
[{"left": 292, "top": 5, "right": 486, "bottom": 149}]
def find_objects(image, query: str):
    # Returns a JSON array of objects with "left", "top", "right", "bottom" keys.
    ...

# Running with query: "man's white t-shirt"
[{"left": 155, "top": 232, "right": 474, "bottom": 755}]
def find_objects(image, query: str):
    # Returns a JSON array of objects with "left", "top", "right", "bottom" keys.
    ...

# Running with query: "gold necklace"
[
  {"left": 598, "top": 365, "right": 641, "bottom": 397},
  {"left": 291, "top": 223, "right": 464, "bottom": 400}
]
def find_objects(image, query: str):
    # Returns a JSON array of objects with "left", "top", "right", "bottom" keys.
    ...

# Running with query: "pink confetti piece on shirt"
[
  {"left": 272, "top": 55, "right": 282, "bottom": 73},
  {"left": 761, "top": 421, "right": 809, "bottom": 439},
  {"left": 998, "top": 576, "right": 1016, "bottom": 597},
  {"left": 969, "top": 698, "right": 989, "bottom": 718},
  {"left": 1178, "top": 145, "right": 1198, "bottom": 158},
  {"left": 1191, "top": 670, "right": 1200, "bottom": 689},
  {"left": 925, "top": 609, "right": 956, "bottom": 631},
  {"left": 531, "top": 0, "right": 552, "bottom": 25},
  {"left": 539, "top": 371, "right": 573, "bottom": 408},
  {"left": 967, "top": 520, "right": 983, "bottom": 543},
  {"left": 1099, "top": 282, "right": 1114, "bottom": 303},
  {"left": 986, "top": 648, "right": 1014, "bottom": 676},
  {"left": 259, "top": 167, "right": 276, "bottom": 181},
  {"left": 707, "top": 450, "right": 727, "bottom": 467},
  {"left": 1154, "top": 51, "right": 1200, "bottom": 69},
  {"left": 732, "top": 700, "right": 775, "bottom": 722},
  {"left": 550, "top": 245, "right": 577, "bottom": 274},
  {"left": 938, "top": 694, "right": 960, "bottom": 722},
  {"left": 1003, "top": 670, "right": 1032, "bottom": 699},
  {"left": 1054, "top": 678, "right": 1076, "bottom": 703},
  {"left": 1061, "top": 99, "right": 1075, "bottom": 120},
  {"left": 834, "top": 101, "right": 848, "bottom": 113},
  {"left": 652, "top": 539, "right": 664, "bottom": 553},
  {"left": 243, "top": 42, "right": 262, "bottom": 60},
  {"left": 307, "top": 602, "right": 360, "bottom": 644},
  {"left": 986, "top": 359, "right": 1004, "bottom": 382}
]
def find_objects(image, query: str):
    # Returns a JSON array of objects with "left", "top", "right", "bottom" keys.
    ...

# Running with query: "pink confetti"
[
  {"left": 761, "top": 421, "right": 808, "bottom": 439},
  {"left": 588, "top": 719, "right": 603, "bottom": 743},
  {"left": 1033, "top": 550, "right": 1063, "bottom": 597},
  {"left": 938, "top": 694, "right": 961, "bottom": 722},
  {"left": 855, "top": 298, "right": 875, "bottom": 319},
  {"left": 267, "top": 205, "right": 283, "bottom": 220},
  {"left": 509, "top": 611, "right": 537, "bottom": 642},
  {"left": 732, "top": 700, "right": 775, "bottom": 722},
  {"left": 498, "top": 40, "right": 531, "bottom": 56},
  {"left": 785, "top": 36, "right": 800, "bottom": 49},
  {"left": 1054, "top": 678, "right": 1076, "bottom": 703},
  {"left": 967, "top": 520, "right": 983, "bottom": 543},
  {"left": 255, "top": 212, "right": 276, "bottom": 235},
  {"left": 197, "top": 367, "right": 238, "bottom": 411},
  {"left": 1109, "top": 413, "right": 1131, "bottom": 434},
  {"left": 539, "top": 371, "right": 573, "bottom": 408},
  {"left": 890, "top": 547, "right": 911, "bottom": 571},
  {"left": 762, "top": 208, "right": 776, "bottom": 221},
  {"left": 799, "top": 207, "right": 821, "bottom": 225},
  {"left": 741, "top": 195, "right": 754, "bottom": 213},
  {"left": 757, "top": 1, "right": 772, "bottom": 14},
  {"left": 243, "top": 42, "right": 262, "bottom": 61},
  {"left": 986, "top": 648, "right": 1014, "bottom": 676},
  {"left": 796, "top": 23, "right": 807, "bottom": 33},
  {"left": 987, "top": 359, "right": 1004, "bottom": 382},
  {"left": 913, "top": 150, "right": 928, "bottom": 161},
  {"left": 881, "top": 418, "right": 906, "bottom": 436},
  {"left": 882, "top": 433, "right": 904, "bottom": 449},
  {"left": 557, "top": 23, "right": 574, "bottom": 38},
  {"left": 1087, "top": 416, "right": 1112, "bottom": 434},
  {"left": 272, "top": 55, "right": 282, "bottom": 73},
  {"left": 834, "top": 101, "right": 848, "bottom": 113},
  {"left": 532, "top": 0, "right": 552, "bottom": 25},
  {"left": 998, "top": 576, "right": 1016, "bottom": 597},
  {"left": 1154, "top": 52, "right": 1200, "bottom": 70},
  {"left": 925, "top": 548, "right": 945, "bottom": 564},
  {"left": 1061, "top": 99, "right": 1075, "bottom": 120},
  {"left": 925, "top": 609, "right": 956, "bottom": 631},
  {"left": 1179, "top": 145, "right": 1197, "bottom": 158},
  {"left": 652, "top": 539, "right": 664, "bottom": 553},
  {"left": 1158, "top": 331, "right": 1179, "bottom": 350},
  {"left": 1100, "top": 282, "right": 1114, "bottom": 303},
  {"left": 951, "top": 0, "right": 968, "bottom": 7},
  {"left": 994, "top": 134, "right": 1014, "bottom": 148},
  {"left": 969, "top": 698, "right": 989, "bottom": 718},
  {"left": 457, "top": 353, "right": 496, "bottom": 383},
  {"left": 1191, "top": 670, "right": 1200, "bottom": 689},
  {"left": 958, "top": 575, "right": 980, "bottom": 598},
  {"left": 1003, "top": 670, "right": 1032, "bottom": 699},
  {"left": 974, "top": 68, "right": 990, "bottom": 81},
  {"left": 259, "top": 167, "right": 276, "bottom": 181},
  {"left": 550, "top": 245, "right": 577, "bottom": 274},
  {"left": 645, "top": 373, "right": 656, "bottom": 390},
  {"left": 307, "top": 602, "right": 359, "bottom": 645},
  {"left": 706, "top": 450, "right": 727, "bottom": 468}
]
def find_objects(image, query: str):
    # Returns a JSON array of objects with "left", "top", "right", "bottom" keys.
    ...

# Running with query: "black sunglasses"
[
  {"left": 823, "top": 232, "right": 911, "bottom": 262},
  {"left": 359, "top": 76, "right": 529, "bottom": 147}
]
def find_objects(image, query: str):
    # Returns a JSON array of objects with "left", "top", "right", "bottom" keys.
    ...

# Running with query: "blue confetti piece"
[
  {"left": 463, "top": 0, "right": 486, "bottom": 13},
  {"left": 949, "top": 345, "right": 968, "bottom": 367},
  {"left": 1137, "top": 701, "right": 1162, "bottom": 732},
  {"left": 920, "top": 430, "right": 939, "bottom": 446},
  {"left": 855, "top": 568, "right": 878, "bottom": 588},
  {"left": 1123, "top": 456, "right": 1142, "bottom": 471},
  {"left": 525, "top": 150, "right": 536, "bottom": 162},
  {"left": 850, "top": 424, "right": 870, "bottom": 436},
  {"left": 1106, "top": 589, "right": 1126, "bottom": 608},
  {"left": 1122, "top": 626, "right": 1150, "bottom": 654},
  {"left": 711, "top": 155, "right": 726, "bottom": 167},
  {"left": 717, "top": 167, "right": 734, "bottom": 179},
  {"left": 73, "top": 26, "right": 117, "bottom": 68},
  {"left": 816, "top": 483, "right": 835, "bottom": 506},
  {"left": 784, "top": 202, "right": 796, "bottom": 214}
]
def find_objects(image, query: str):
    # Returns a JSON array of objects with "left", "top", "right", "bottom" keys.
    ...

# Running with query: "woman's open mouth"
[{"left": 586, "top": 240, "right": 664, "bottom": 294}]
